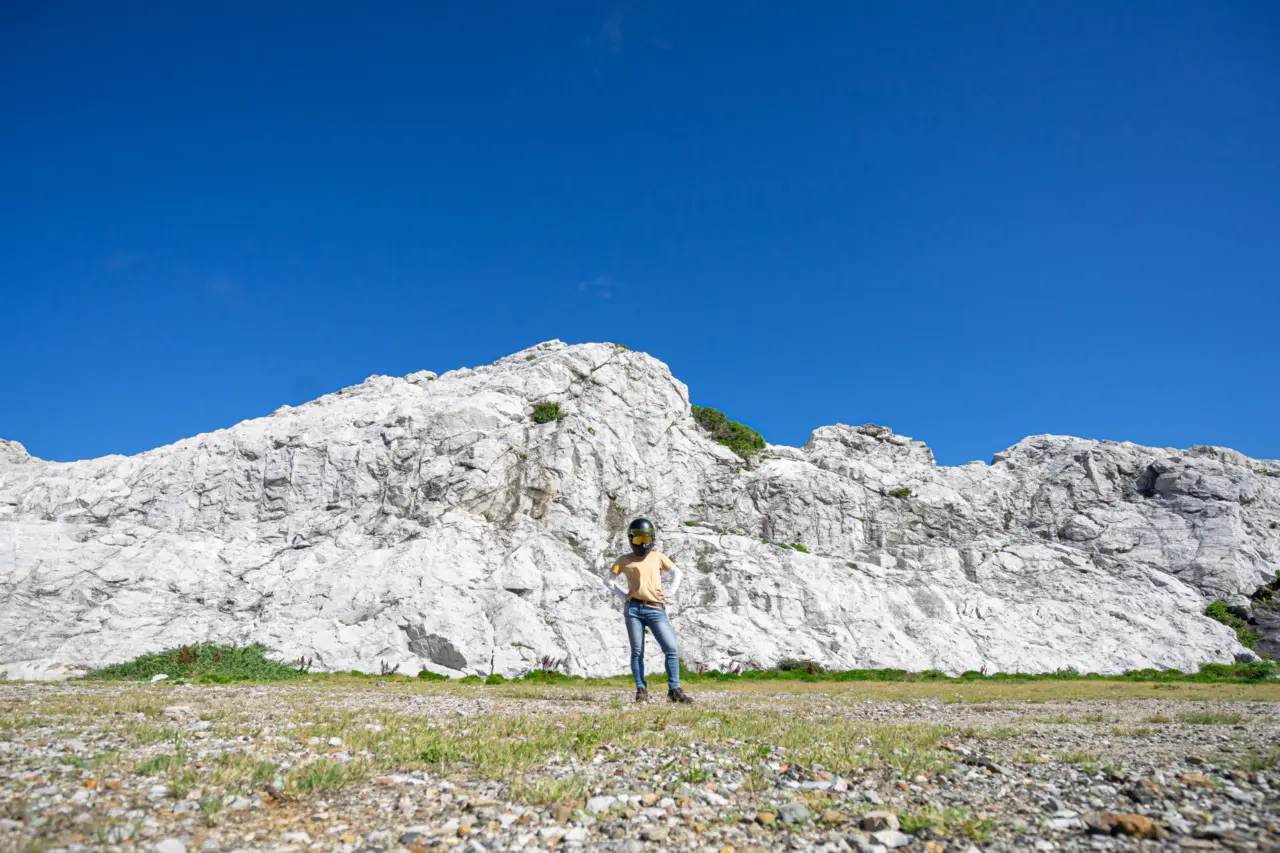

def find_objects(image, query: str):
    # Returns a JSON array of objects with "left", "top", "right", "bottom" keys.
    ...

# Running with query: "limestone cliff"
[{"left": 2, "top": 341, "right": 1277, "bottom": 680}]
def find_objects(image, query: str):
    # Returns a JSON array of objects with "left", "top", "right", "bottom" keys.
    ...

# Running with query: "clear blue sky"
[{"left": 2, "top": 2, "right": 1277, "bottom": 466}]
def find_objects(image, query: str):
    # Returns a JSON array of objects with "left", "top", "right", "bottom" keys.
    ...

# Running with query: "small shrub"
[
  {"left": 459, "top": 675, "right": 483, "bottom": 685},
  {"left": 1205, "top": 601, "right": 1263, "bottom": 648},
  {"left": 684, "top": 520, "right": 698, "bottom": 527},
  {"left": 84, "top": 642, "right": 302, "bottom": 682},
  {"left": 776, "top": 658, "right": 825, "bottom": 675},
  {"left": 531, "top": 402, "right": 564, "bottom": 424},
  {"left": 613, "top": 343, "right": 628, "bottom": 350},
  {"left": 525, "top": 355, "right": 535, "bottom": 362},
  {"left": 587, "top": 427, "right": 596, "bottom": 435},
  {"left": 691, "top": 405, "right": 766, "bottom": 458},
  {"left": 788, "top": 543, "right": 809, "bottom": 553},
  {"left": 1255, "top": 468, "right": 1280, "bottom": 478},
  {"left": 416, "top": 669, "right": 448, "bottom": 681},
  {"left": 485, "top": 673, "right": 506, "bottom": 685},
  {"left": 889, "top": 487, "right": 913, "bottom": 499}
]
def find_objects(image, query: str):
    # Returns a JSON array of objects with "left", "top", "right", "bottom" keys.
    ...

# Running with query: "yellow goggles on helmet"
[{"left": 630, "top": 533, "right": 654, "bottom": 545}]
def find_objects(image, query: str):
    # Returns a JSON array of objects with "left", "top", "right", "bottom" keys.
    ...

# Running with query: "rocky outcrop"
[{"left": 2, "top": 341, "right": 1277, "bottom": 680}]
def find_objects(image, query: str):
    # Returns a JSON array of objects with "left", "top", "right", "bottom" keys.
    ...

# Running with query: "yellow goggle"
[{"left": 630, "top": 533, "right": 654, "bottom": 545}]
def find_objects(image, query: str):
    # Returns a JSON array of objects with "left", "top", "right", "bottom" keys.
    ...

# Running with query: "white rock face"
[{"left": 2, "top": 341, "right": 1277, "bottom": 680}]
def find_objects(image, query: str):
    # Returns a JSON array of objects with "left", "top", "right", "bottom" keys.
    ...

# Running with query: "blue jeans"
[{"left": 624, "top": 600, "right": 680, "bottom": 690}]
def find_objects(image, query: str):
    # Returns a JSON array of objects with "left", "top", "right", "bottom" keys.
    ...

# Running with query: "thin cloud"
[{"left": 578, "top": 275, "right": 625, "bottom": 299}]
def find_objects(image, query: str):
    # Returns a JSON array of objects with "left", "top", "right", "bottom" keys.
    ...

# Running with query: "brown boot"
[
  {"left": 668, "top": 688, "right": 694, "bottom": 703},
  {"left": 635, "top": 687, "right": 649, "bottom": 703}
]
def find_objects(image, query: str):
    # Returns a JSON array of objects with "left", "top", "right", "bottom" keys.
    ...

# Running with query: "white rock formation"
[{"left": 2, "top": 341, "right": 1277, "bottom": 680}]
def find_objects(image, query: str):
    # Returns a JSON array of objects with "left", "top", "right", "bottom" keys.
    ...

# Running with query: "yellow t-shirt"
[{"left": 611, "top": 551, "right": 674, "bottom": 606}]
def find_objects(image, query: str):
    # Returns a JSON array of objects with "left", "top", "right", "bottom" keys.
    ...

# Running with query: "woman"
[{"left": 603, "top": 517, "right": 694, "bottom": 703}]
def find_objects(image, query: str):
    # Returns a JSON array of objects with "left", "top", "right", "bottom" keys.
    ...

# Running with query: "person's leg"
[
  {"left": 625, "top": 602, "right": 647, "bottom": 689},
  {"left": 647, "top": 608, "right": 681, "bottom": 691}
]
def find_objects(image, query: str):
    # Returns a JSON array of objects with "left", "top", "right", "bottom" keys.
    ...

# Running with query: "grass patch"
[
  {"left": 267, "top": 705, "right": 953, "bottom": 796},
  {"left": 133, "top": 734, "right": 199, "bottom": 798},
  {"left": 530, "top": 402, "right": 564, "bottom": 424},
  {"left": 691, "top": 405, "right": 766, "bottom": 459},
  {"left": 889, "top": 487, "right": 913, "bottom": 499},
  {"left": 899, "top": 805, "right": 997, "bottom": 842},
  {"left": 1237, "top": 748, "right": 1280, "bottom": 772},
  {"left": 1178, "top": 711, "right": 1243, "bottom": 725},
  {"left": 1056, "top": 752, "right": 1100, "bottom": 774},
  {"left": 508, "top": 774, "right": 589, "bottom": 806},
  {"left": 211, "top": 753, "right": 279, "bottom": 793},
  {"left": 1111, "top": 726, "right": 1155, "bottom": 738},
  {"left": 1205, "top": 601, "right": 1263, "bottom": 649},
  {"left": 84, "top": 643, "right": 303, "bottom": 683}
]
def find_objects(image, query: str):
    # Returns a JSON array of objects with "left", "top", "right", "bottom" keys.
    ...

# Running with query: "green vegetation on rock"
[
  {"left": 1204, "top": 601, "right": 1264, "bottom": 649},
  {"left": 530, "top": 402, "right": 564, "bottom": 424},
  {"left": 691, "top": 405, "right": 766, "bottom": 458}
]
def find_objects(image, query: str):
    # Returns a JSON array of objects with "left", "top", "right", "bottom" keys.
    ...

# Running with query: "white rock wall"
[{"left": 2, "top": 341, "right": 1277, "bottom": 680}]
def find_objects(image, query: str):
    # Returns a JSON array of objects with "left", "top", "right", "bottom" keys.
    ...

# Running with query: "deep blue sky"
[{"left": 2, "top": 2, "right": 1278, "bottom": 466}]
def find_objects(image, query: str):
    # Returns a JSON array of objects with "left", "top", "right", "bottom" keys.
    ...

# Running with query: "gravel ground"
[{"left": 1, "top": 682, "right": 1278, "bottom": 853}]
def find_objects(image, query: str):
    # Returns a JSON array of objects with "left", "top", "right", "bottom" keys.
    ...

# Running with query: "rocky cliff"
[{"left": 2, "top": 341, "right": 1277, "bottom": 680}]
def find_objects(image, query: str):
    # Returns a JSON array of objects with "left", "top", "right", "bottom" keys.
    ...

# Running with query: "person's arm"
[
  {"left": 660, "top": 554, "right": 683, "bottom": 599},
  {"left": 603, "top": 563, "right": 629, "bottom": 601},
  {"left": 667, "top": 564, "right": 684, "bottom": 598}
]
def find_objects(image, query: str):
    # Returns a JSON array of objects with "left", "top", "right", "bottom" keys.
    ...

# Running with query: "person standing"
[{"left": 603, "top": 518, "right": 694, "bottom": 703}]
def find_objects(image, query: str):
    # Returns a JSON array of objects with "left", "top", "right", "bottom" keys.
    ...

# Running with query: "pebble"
[
  {"left": 586, "top": 795, "right": 617, "bottom": 814},
  {"left": 859, "top": 811, "right": 898, "bottom": 832},
  {"left": 870, "top": 829, "right": 911, "bottom": 848},
  {"left": 152, "top": 840, "right": 186, "bottom": 853},
  {"left": 778, "top": 803, "right": 811, "bottom": 824},
  {"left": 6, "top": 686, "right": 1279, "bottom": 853}
]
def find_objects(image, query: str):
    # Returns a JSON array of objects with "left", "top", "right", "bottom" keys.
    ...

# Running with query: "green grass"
[
  {"left": 290, "top": 758, "right": 354, "bottom": 793},
  {"left": 84, "top": 642, "right": 303, "bottom": 683},
  {"left": 786, "top": 543, "right": 809, "bottom": 554},
  {"left": 80, "top": 646, "right": 1279, "bottom": 688},
  {"left": 1111, "top": 726, "right": 1154, "bottom": 738},
  {"left": 530, "top": 402, "right": 564, "bottom": 424},
  {"left": 1056, "top": 752, "right": 1100, "bottom": 774},
  {"left": 1204, "top": 601, "right": 1263, "bottom": 649},
  {"left": 271, "top": 705, "right": 953, "bottom": 795},
  {"left": 889, "top": 487, "right": 913, "bottom": 499},
  {"left": 899, "top": 806, "right": 997, "bottom": 842},
  {"left": 691, "top": 405, "right": 766, "bottom": 458}
]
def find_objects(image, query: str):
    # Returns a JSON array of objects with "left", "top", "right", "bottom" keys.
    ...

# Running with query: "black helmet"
[{"left": 627, "top": 517, "right": 656, "bottom": 556}]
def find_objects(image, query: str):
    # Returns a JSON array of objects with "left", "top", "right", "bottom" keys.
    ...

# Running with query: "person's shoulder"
[{"left": 654, "top": 551, "right": 674, "bottom": 566}]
